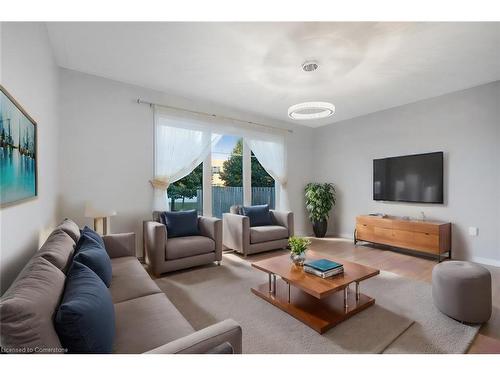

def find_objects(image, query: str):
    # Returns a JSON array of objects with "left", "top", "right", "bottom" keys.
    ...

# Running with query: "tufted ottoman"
[{"left": 432, "top": 261, "right": 492, "bottom": 323}]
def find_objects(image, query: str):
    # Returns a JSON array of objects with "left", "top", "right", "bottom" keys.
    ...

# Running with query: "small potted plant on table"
[{"left": 288, "top": 236, "right": 311, "bottom": 266}]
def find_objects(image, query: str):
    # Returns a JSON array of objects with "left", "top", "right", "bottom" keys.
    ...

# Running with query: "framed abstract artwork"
[{"left": 0, "top": 85, "right": 38, "bottom": 207}]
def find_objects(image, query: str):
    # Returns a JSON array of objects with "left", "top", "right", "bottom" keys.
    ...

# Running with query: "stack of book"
[{"left": 303, "top": 259, "right": 344, "bottom": 278}]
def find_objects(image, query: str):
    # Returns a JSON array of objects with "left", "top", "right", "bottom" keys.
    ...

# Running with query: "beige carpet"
[{"left": 154, "top": 254, "right": 479, "bottom": 354}]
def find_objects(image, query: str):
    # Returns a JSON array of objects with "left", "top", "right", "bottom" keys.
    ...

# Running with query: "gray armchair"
[
  {"left": 143, "top": 211, "right": 222, "bottom": 276},
  {"left": 223, "top": 209, "right": 294, "bottom": 256}
]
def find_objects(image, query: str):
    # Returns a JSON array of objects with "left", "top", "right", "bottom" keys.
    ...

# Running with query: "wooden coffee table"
[{"left": 251, "top": 253, "right": 380, "bottom": 333}]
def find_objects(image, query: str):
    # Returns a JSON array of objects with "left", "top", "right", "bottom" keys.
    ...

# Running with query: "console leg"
[
  {"left": 354, "top": 229, "right": 357, "bottom": 245},
  {"left": 344, "top": 287, "right": 348, "bottom": 309},
  {"left": 273, "top": 274, "right": 277, "bottom": 296},
  {"left": 268, "top": 273, "right": 272, "bottom": 294},
  {"left": 356, "top": 282, "right": 360, "bottom": 301}
]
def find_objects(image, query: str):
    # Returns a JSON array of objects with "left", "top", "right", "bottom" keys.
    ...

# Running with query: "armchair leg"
[{"left": 216, "top": 261, "right": 221, "bottom": 266}]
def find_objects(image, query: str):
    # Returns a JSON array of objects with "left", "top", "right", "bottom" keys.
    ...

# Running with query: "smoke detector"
[{"left": 302, "top": 60, "right": 319, "bottom": 72}]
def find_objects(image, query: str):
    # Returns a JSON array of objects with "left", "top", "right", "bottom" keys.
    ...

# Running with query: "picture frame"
[{"left": 0, "top": 84, "right": 38, "bottom": 208}]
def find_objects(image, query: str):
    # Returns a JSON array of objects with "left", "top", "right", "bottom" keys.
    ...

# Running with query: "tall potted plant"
[{"left": 305, "top": 183, "right": 336, "bottom": 238}]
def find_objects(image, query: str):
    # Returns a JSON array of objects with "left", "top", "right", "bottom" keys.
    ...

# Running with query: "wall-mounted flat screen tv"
[{"left": 373, "top": 152, "right": 444, "bottom": 204}]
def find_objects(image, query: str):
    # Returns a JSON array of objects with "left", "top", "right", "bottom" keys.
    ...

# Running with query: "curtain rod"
[{"left": 136, "top": 98, "right": 293, "bottom": 134}]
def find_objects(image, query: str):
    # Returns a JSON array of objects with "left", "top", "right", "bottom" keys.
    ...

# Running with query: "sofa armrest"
[
  {"left": 143, "top": 220, "right": 167, "bottom": 276},
  {"left": 222, "top": 213, "right": 250, "bottom": 254},
  {"left": 199, "top": 216, "right": 222, "bottom": 261},
  {"left": 270, "top": 210, "right": 294, "bottom": 237},
  {"left": 145, "top": 319, "right": 242, "bottom": 354},
  {"left": 102, "top": 233, "right": 136, "bottom": 258}
]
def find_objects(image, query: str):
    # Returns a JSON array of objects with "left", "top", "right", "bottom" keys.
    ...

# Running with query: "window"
[
  {"left": 251, "top": 152, "right": 275, "bottom": 208},
  {"left": 153, "top": 107, "right": 286, "bottom": 214},
  {"left": 211, "top": 136, "right": 243, "bottom": 218},
  {"left": 167, "top": 162, "right": 203, "bottom": 214}
]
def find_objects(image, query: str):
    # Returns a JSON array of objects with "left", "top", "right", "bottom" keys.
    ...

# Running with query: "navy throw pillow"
[
  {"left": 80, "top": 226, "right": 105, "bottom": 248},
  {"left": 161, "top": 209, "right": 199, "bottom": 238},
  {"left": 242, "top": 204, "right": 272, "bottom": 227},
  {"left": 74, "top": 236, "right": 112, "bottom": 287},
  {"left": 55, "top": 261, "right": 115, "bottom": 353}
]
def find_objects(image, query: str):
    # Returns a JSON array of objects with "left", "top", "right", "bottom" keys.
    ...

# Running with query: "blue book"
[{"left": 304, "top": 259, "right": 343, "bottom": 272}]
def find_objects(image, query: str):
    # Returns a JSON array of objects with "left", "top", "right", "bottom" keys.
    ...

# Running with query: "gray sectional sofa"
[{"left": 0, "top": 219, "right": 242, "bottom": 354}]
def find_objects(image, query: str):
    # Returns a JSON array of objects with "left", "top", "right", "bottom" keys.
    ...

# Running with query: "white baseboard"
[{"left": 467, "top": 256, "right": 500, "bottom": 268}]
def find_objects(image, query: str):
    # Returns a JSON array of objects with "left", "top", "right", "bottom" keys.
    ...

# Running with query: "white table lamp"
[{"left": 84, "top": 202, "right": 117, "bottom": 235}]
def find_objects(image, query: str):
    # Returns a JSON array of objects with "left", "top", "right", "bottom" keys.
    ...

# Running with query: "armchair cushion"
[
  {"left": 250, "top": 225, "right": 289, "bottom": 244},
  {"left": 167, "top": 236, "right": 215, "bottom": 260},
  {"left": 161, "top": 210, "right": 199, "bottom": 238},
  {"left": 242, "top": 204, "right": 272, "bottom": 227}
]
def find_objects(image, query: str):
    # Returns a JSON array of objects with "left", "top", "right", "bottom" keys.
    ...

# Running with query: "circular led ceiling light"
[
  {"left": 288, "top": 102, "right": 335, "bottom": 120},
  {"left": 302, "top": 60, "right": 319, "bottom": 72}
]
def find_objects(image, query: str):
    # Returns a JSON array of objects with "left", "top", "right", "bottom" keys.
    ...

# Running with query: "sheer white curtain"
[
  {"left": 246, "top": 135, "right": 289, "bottom": 210},
  {"left": 152, "top": 108, "right": 221, "bottom": 211}
]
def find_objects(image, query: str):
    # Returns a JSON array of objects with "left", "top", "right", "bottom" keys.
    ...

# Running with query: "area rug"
[
  {"left": 360, "top": 272, "right": 481, "bottom": 353},
  {"left": 154, "top": 254, "right": 479, "bottom": 354}
]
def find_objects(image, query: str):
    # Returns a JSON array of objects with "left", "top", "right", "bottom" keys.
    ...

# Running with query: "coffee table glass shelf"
[{"left": 251, "top": 253, "right": 380, "bottom": 334}]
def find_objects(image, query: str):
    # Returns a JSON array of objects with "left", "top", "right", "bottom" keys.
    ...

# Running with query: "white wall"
[
  {"left": 314, "top": 82, "right": 500, "bottom": 265},
  {"left": 0, "top": 23, "right": 61, "bottom": 293},
  {"left": 59, "top": 69, "right": 314, "bottom": 255}
]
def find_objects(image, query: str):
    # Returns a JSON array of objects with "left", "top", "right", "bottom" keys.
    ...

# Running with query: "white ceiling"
[{"left": 46, "top": 22, "right": 500, "bottom": 127}]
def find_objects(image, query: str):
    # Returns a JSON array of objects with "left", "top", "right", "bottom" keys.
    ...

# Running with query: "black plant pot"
[{"left": 312, "top": 220, "right": 328, "bottom": 238}]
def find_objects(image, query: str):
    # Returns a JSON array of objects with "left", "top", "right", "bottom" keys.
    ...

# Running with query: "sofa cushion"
[
  {"left": 109, "top": 257, "right": 161, "bottom": 303},
  {"left": 166, "top": 236, "right": 215, "bottom": 260},
  {"left": 54, "top": 261, "right": 115, "bottom": 353},
  {"left": 55, "top": 218, "right": 81, "bottom": 243},
  {"left": 109, "top": 274, "right": 162, "bottom": 304},
  {"left": 0, "top": 257, "right": 65, "bottom": 353},
  {"left": 250, "top": 225, "right": 289, "bottom": 244},
  {"left": 242, "top": 204, "right": 272, "bottom": 227},
  {"left": 111, "top": 256, "right": 150, "bottom": 277},
  {"left": 74, "top": 237, "right": 112, "bottom": 287},
  {"left": 36, "top": 228, "right": 76, "bottom": 273},
  {"left": 79, "top": 225, "right": 105, "bottom": 248},
  {"left": 113, "top": 293, "right": 194, "bottom": 353},
  {"left": 161, "top": 210, "right": 199, "bottom": 238}
]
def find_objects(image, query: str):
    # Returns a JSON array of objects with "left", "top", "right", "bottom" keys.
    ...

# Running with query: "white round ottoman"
[{"left": 432, "top": 261, "right": 492, "bottom": 323}]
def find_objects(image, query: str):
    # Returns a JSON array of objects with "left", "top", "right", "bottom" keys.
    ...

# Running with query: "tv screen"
[{"left": 373, "top": 152, "right": 443, "bottom": 204}]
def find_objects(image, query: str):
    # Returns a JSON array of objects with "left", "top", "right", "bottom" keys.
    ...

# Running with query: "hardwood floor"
[{"left": 234, "top": 236, "right": 500, "bottom": 354}]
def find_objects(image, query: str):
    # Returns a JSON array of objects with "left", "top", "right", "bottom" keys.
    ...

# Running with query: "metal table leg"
[
  {"left": 344, "top": 287, "right": 348, "bottom": 309},
  {"left": 287, "top": 282, "right": 291, "bottom": 303},
  {"left": 355, "top": 282, "right": 360, "bottom": 301},
  {"left": 273, "top": 274, "right": 276, "bottom": 296},
  {"left": 268, "top": 273, "right": 272, "bottom": 294}
]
